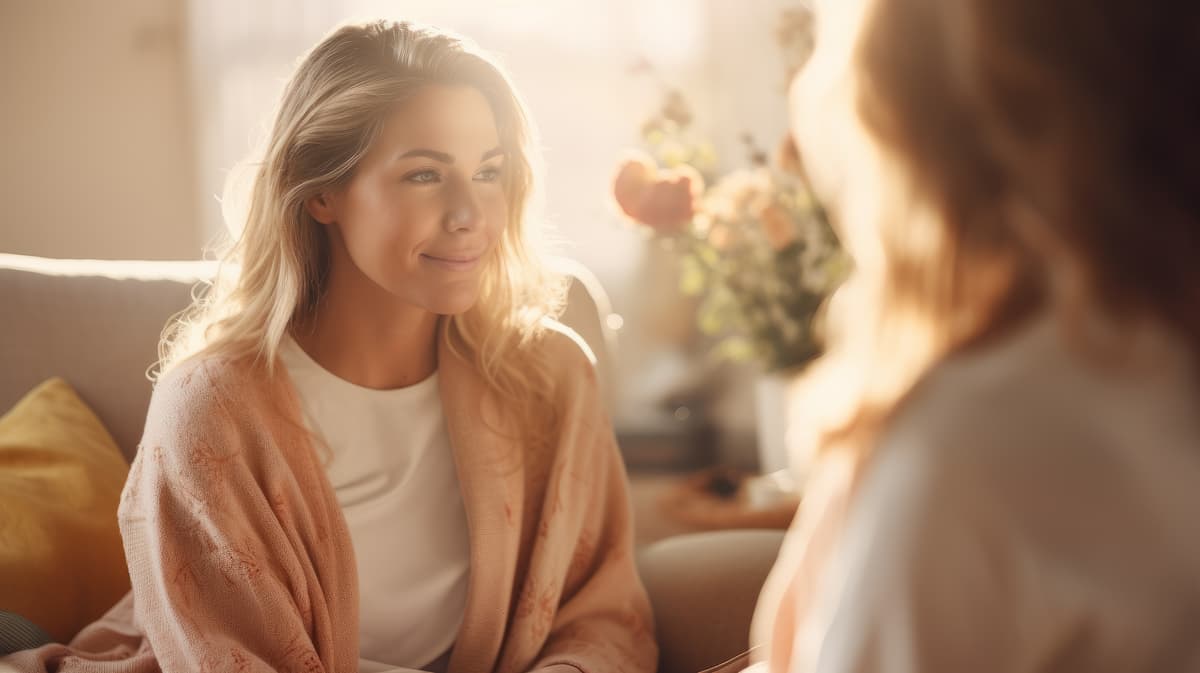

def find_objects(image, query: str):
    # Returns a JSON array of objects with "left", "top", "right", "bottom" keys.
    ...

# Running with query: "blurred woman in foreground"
[{"left": 752, "top": 0, "right": 1200, "bottom": 670}]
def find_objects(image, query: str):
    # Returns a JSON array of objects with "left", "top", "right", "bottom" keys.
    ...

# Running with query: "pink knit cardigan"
[{"left": 3, "top": 326, "right": 656, "bottom": 673}]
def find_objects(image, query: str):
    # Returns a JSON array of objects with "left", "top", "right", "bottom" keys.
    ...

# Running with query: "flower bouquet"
[{"left": 611, "top": 8, "right": 847, "bottom": 373}]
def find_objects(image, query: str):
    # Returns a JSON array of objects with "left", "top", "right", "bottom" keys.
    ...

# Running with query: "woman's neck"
[{"left": 292, "top": 257, "right": 440, "bottom": 391}]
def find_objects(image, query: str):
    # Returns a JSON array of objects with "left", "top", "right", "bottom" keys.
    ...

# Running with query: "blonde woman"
[
  {"left": 5, "top": 20, "right": 655, "bottom": 673},
  {"left": 750, "top": 0, "right": 1200, "bottom": 671}
]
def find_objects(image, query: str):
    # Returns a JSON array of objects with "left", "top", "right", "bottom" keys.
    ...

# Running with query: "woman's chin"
[{"left": 423, "top": 291, "right": 481, "bottom": 317}]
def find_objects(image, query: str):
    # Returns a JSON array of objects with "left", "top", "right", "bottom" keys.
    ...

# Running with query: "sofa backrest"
[{"left": 0, "top": 254, "right": 615, "bottom": 462}]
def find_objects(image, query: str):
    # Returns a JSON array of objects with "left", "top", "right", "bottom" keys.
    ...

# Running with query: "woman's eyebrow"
[
  {"left": 398, "top": 148, "right": 454, "bottom": 163},
  {"left": 395, "top": 147, "right": 505, "bottom": 163}
]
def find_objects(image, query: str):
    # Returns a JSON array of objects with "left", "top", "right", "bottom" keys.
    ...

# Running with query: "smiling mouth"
[{"left": 420, "top": 253, "right": 484, "bottom": 272}]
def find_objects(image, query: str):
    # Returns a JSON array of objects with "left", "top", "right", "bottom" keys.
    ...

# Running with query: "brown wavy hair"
[{"left": 793, "top": 0, "right": 1200, "bottom": 461}]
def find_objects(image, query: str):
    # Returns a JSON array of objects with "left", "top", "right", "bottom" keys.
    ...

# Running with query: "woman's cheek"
[{"left": 482, "top": 191, "right": 509, "bottom": 241}]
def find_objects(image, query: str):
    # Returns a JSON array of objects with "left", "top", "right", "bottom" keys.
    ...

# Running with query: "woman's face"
[{"left": 313, "top": 84, "right": 508, "bottom": 316}]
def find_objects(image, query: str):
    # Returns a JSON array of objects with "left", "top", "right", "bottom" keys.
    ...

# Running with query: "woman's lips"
[{"left": 420, "top": 252, "right": 483, "bottom": 272}]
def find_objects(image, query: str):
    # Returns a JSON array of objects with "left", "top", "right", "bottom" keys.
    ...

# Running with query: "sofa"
[{"left": 0, "top": 253, "right": 784, "bottom": 673}]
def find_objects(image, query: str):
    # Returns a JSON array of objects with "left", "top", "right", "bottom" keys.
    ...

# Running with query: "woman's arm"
[
  {"left": 525, "top": 436, "right": 657, "bottom": 671},
  {"left": 117, "top": 361, "right": 342, "bottom": 672},
  {"left": 526, "top": 341, "right": 658, "bottom": 673},
  {"left": 528, "top": 439, "right": 657, "bottom": 673}
]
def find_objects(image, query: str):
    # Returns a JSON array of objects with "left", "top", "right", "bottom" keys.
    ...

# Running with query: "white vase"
[{"left": 754, "top": 373, "right": 794, "bottom": 474}]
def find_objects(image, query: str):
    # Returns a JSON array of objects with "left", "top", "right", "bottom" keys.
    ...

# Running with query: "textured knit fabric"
[{"left": 2, "top": 323, "right": 656, "bottom": 673}]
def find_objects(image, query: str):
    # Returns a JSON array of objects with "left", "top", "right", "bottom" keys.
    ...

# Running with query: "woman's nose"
[
  {"left": 443, "top": 178, "right": 483, "bottom": 233},
  {"left": 444, "top": 202, "right": 482, "bottom": 233}
]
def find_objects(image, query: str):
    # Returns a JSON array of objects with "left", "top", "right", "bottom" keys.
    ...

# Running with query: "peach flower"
[{"left": 612, "top": 151, "right": 704, "bottom": 234}]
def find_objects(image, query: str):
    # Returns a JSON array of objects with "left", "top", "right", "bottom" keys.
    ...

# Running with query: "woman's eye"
[
  {"left": 405, "top": 170, "right": 442, "bottom": 184},
  {"left": 474, "top": 167, "right": 503, "bottom": 183}
]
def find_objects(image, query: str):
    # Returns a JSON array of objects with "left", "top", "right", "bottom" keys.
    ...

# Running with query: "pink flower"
[{"left": 612, "top": 151, "right": 704, "bottom": 234}]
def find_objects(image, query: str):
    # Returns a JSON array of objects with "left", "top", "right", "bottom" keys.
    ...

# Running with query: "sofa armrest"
[{"left": 638, "top": 530, "right": 785, "bottom": 673}]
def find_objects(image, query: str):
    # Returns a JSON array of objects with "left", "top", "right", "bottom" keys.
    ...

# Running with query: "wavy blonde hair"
[
  {"left": 159, "top": 20, "right": 566, "bottom": 424},
  {"left": 792, "top": 0, "right": 1200, "bottom": 466}
]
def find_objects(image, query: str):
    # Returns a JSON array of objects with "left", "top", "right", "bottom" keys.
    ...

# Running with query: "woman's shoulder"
[
  {"left": 524, "top": 320, "right": 606, "bottom": 413},
  {"left": 838, "top": 313, "right": 1200, "bottom": 628},
  {"left": 874, "top": 311, "right": 1199, "bottom": 510},
  {"left": 535, "top": 319, "right": 599, "bottom": 377},
  {"left": 122, "top": 355, "right": 276, "bottom": 516},
  {"left": 889, "top": 316, "right": 1081, "bottom": 454},
  {"left": 836, "top": 319, "right": 1108, "bottom": 578},
  {"left": 144, "top": 352, "right": 269, "bottom": 447},
  {"left": 899, "top": 313, "right": 1190, "bottom": 440},
  {"left": 152, "top": 352, "right": 255, "bottom": 408}
]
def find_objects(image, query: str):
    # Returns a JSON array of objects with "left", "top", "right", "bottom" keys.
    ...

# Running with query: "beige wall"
[{"left": 0, "top": 0, "right": 199, "bottom": 260}]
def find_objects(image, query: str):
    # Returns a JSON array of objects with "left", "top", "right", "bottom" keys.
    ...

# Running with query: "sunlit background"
[{"left": 2, "top": 0, "right": 808, "bottom": 542}]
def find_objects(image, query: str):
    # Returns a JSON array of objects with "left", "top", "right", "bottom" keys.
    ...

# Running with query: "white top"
[
  {"left": 783, "top": 314, "right": 1200, "bottom": 672},
  {"left": 279, "top": 338, "right": 470, "bottom": 673}
]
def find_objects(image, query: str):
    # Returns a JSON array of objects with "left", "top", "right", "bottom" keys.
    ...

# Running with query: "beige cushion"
[
  {"left": 0, "top": 255, "right": 212, "bottom": 461},
  {"left": 0, "top": 254, "right": 613, "bottom": 462},
  {"left": 638, "top": 529, "right": 785, "bottom": 673}
]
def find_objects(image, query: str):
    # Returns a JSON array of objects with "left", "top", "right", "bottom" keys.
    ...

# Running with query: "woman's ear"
[{"left": 305, "top": 191, "right": 340, "bottom": 225}]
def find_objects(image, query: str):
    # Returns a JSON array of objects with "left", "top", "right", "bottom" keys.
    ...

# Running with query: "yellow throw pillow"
[{"left": 0, "top": 378, "right": 131, "bottom": 643}]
